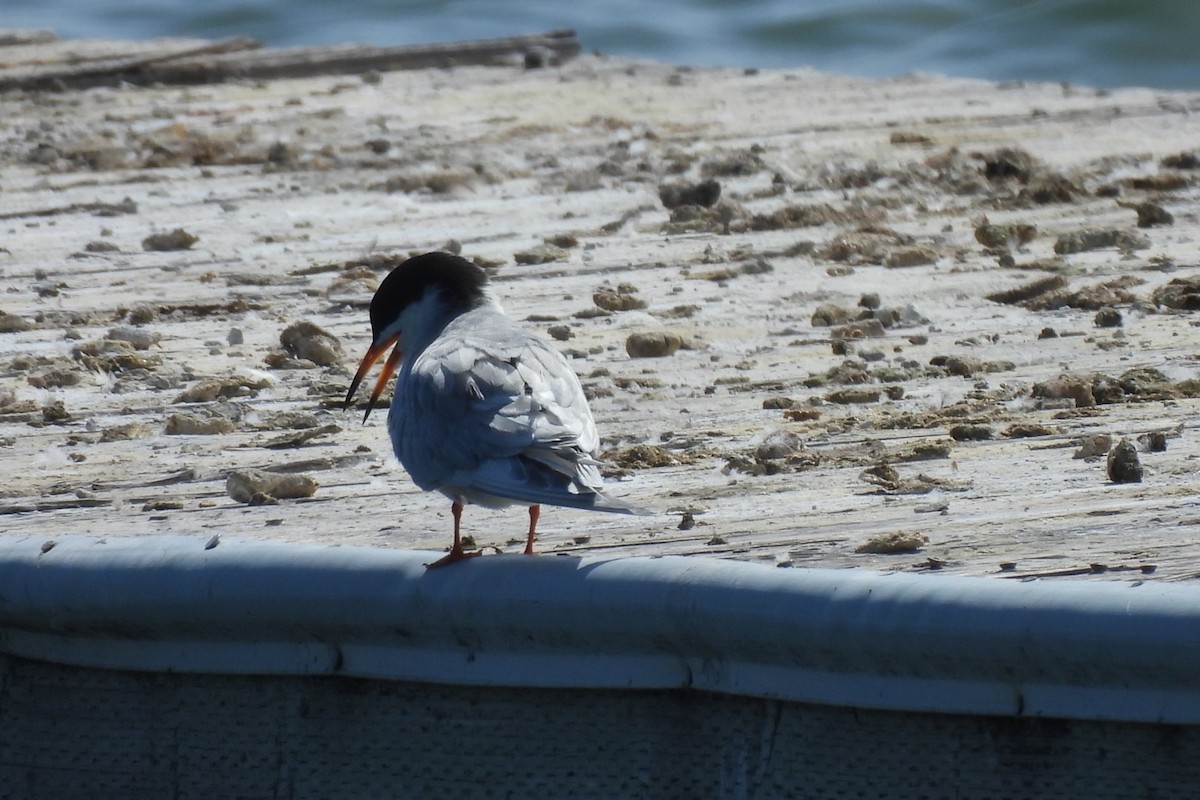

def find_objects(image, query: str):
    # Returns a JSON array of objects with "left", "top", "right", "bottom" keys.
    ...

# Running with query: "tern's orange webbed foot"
[{"left": 424, "top": 547, "right": 483, "bottom": 569}]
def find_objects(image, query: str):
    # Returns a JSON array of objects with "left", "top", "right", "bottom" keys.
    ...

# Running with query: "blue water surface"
[{"left": 5, "top": 0, "right": 1198, "bottom": 89}]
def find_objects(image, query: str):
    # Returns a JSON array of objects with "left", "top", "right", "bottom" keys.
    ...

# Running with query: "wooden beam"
[
  {"left": 0, "top": 30, "right": 580, "bottom": 92},
  {"left": 0, "top": 28, "right": 58, "bottom": 47}
]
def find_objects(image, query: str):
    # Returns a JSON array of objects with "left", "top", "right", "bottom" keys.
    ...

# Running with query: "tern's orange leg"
[
  {"left": 524, "top": 504, "right": 540, "bottom": 555},
  {"left": 425, "top": 502, "right": 483, "bottom": 569}
]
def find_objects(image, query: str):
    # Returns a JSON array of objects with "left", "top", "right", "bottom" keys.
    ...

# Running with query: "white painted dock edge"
[{"left": 2, "top": 535, "right": 1200, "bottom": 799}]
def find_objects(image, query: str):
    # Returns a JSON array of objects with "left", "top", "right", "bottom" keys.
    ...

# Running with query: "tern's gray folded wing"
[{"left": 394, "top": 319, "right": 601, "bottom": 493}]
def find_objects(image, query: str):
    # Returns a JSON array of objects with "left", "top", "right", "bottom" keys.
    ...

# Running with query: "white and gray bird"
[{"left": 344, "top": 252, "right": 649, "bottom": 568}]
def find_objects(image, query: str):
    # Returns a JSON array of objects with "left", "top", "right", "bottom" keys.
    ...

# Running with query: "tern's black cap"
[{"left": 369, "top": 252, "right": 488, "bottom": 341}]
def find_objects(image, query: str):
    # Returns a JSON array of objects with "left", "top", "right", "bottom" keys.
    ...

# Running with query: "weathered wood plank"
[
  {"left": 0, "top": 29, "right": 579, "bottom": 92},
  {"left": 0, "top": 29, "right": 58, "bottom": 47},
  {"left": 0, "top": 39, "right": 1197, "bottom": 582}
]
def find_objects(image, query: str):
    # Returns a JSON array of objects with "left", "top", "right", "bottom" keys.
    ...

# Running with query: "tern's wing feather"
[{"left": 392, "top": 310, "right": 605, "bottom": 501}]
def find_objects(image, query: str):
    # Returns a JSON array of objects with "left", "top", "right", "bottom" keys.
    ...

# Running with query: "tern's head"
[{"left": 343, "top": 251, "right": 489, "bottom": 421}]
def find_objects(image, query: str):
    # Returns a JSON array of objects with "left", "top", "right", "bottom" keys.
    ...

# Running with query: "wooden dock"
[{"left": 2, "top": 29, "right": 1199, "bottom": 580}]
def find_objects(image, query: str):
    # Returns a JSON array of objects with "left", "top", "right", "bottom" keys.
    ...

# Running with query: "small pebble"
[
  {"left": 593, "top": 291, "right": 646, "bottom": 311},
  {"left": 142, "top": 499, "right": 184, "bottom": 512},
  {"left": 1074, "top": 433, "right": 1113, "bottom": 459},
  {"left": 949, "top": 424, "right": 993, "bottom": 441},
  {"left": 266, "top": 142, "right": 293, "bottom": 164},
  {"left": 607, "top": 444, "right": 677, "bottom": 469},
  {"left": 142, "top": 228, "right": 198, "bottom": 252},
  {"left": 855, "top": 531, "right": 928, "bottom": 554},
  {"left": 127, "top": 304, "right": 157, "bottom": 325},
  {"left": 1131, "top": 201, "right": 1173, "bottom": 228},
  {"left": 1093, "top": 307, "right": 1123, "bottom": 328},
  {"left": 106, "top": 326, "right": 161, "bottom": 350},
  {"left": 858, "top": 292, "right": 881, "bottom": 310},
  {"left": 0, "top": 313, "right": 32, "bottom": 332},
  {"left": 1106, "top": 439, "right": 1143, "bottom": 483},
  {"left": 658, "top": 179, "right": 721, "bottom": 209},
  {"left": 625, "top": 332, "right": 682, "bottom": 358},
  {"left": 754, "top": 431, "right": 802, "bottom": 460},
  {"left": 1140, "top": 431, "right": 1168, "bottom": 452},
  {"left": 100, "top": 422, "right": 152, "bottom": 442},
  {"left": 279, "top": 320, "right": 344, "bottom": 366},
  {"left": 825, "top": 387, "right": 881, "bottom": 404},
  {"left": 42, "top": 400, "right": 71, "bottom": 423},
  {"left": 545, "top": 233, "right": 578, "bottom": 249},
  {"left": 514, "top": 243, "right": 569, "bottom": 265},
  {"left": 164, "top": 413, "right": 235, "bottom": 435},
  {"left": 226, "top": 469, "right": 318, "bottom": 504}
]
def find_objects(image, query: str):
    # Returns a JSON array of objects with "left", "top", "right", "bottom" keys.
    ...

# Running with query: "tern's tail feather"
[
  {"left": 559, "top": 489, "right": 655, "bottom": 516},
  {"left": 457, "top": 458, "right": 653, "bottom": 516},
  {"left": 492, "top": 484, "right": 653, "bottom": 516}
]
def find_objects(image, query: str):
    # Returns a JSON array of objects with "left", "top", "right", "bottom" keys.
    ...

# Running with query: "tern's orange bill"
[{"left": 343, "top": 334, "right": 401, "bottom": 423}]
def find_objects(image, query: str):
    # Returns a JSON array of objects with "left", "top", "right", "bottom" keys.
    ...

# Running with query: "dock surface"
[{"left": 2, "top": 32, "right": 1199, "bottom": 579}]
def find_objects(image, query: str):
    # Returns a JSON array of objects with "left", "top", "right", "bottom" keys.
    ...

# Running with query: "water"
[{"left": 6, "top": 0, "right": 1199, "bottom": 90}]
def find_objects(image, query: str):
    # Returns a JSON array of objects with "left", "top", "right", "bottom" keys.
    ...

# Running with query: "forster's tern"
[{"left": 344, "top": 252, "right": 649, "bottom": 567}]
